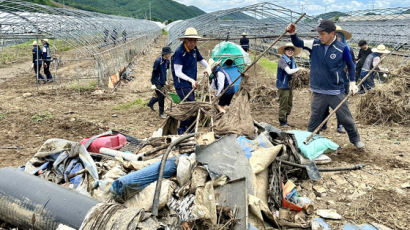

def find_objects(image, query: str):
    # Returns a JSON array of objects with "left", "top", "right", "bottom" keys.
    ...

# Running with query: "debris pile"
[
  {"left": 250, "top": 85, "right": 277, "bottom": 106},
  {"left": 289, "top": 67, "right": 310, "bottom": 89},
  {"left": 356, "top": 65, "right": 410, "bottom": 125}
]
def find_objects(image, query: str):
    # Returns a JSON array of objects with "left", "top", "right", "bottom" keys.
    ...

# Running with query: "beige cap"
[
  {"left": 372, "top": 44, "right": 390, "bottom": 54},
  {"left": 179, "top": 27, "right": 201, "bottom": 40},
  {"left": 278, "top": 42, "right": 302, "bottom": 56},
  {"left": 335, "top": 25, "right": 352, "bottom": 40}
]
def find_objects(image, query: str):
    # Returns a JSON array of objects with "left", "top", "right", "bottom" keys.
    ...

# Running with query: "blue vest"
[
  {"left": 151, "top": 56, "right": 169, "bottom": 85},
  {"left": 213, "top": 66, "right": 235, "bottom": 95},
  {"left": 42, "top": 44, "right": 52, "bottom": 61},
  {"left": 32, "top": 46, "right": 42, "bottom": 64},
  {"left": 310, "top": 38, "right": 347, "bottom": 91},
  {"left": 171, "top": 43, "right": 203, "bottom": 89},
  {"left": 276, "top": 55, "right": 296, "bottom": 89}
]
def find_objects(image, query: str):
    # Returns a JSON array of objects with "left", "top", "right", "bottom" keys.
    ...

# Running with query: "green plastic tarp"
[{"left": 211, "top": 41, "right": 251, "bottom": 72}]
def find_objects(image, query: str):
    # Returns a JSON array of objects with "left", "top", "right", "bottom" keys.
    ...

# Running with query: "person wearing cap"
[
  {"left": 356, "top": 40, "right": 372, "bottom": 82},
  {"left": 240, "top": 32, "right": 250, "bottom": 52},
  {"left": 32, "top": 40, "right": 46, "bottom": 83},
  {"left": 171, "top": 27, "right": 211, "bottom": 134},
  {"left": 359, "top": 44, "right": 390, "bottom": 93},
  {"left": 41, "top": 39, "right": 53, "bottom": 82},
  {"left": 209, "top": 58, "right": 235, "bottom": 113},
  {"left": 286, "top": 20, "right": 365, "bottom": 149},
  {"left": 147, "top": 46, "right": 172, "bottom": 119},
  {"left": 276, "top": 42, "right": 301, "bottom": 127}
]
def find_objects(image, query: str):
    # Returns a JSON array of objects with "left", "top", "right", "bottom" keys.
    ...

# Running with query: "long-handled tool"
[
  {"left": 303, "top": 43, "right": 404, "bottom": 144},
  {"left": 211, "top": 13, "right": 306, "bottom": 104}
]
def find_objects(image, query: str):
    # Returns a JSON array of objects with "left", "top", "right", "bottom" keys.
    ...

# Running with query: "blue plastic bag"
[
  {"left": 289, "top": 130, "right": 339, "bottom": 160},
  {"left": 110, "top": 157, "right": 177, "bottom": 202}
]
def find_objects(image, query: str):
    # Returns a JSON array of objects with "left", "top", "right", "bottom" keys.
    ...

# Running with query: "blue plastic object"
[
  {"left": 223, "top": 66, "right": 242, "bottom": 93},
  {"left": 343, "top": 223, "right": 378, "bottom": 230},
  {"left": 237, "top": 134, "right": 272, "bottom": 158},
  {"left": 110, "top": 157, "right": 177, "bottom": 202},
  {"left": 69, "top": 163, "right": 84, "bottom": 188},
  {"left": 311, "top": 217, "right": 331, "bottom": 230},
  {"left": 289, "top": 130, "right": 339, "bottom": 160}
]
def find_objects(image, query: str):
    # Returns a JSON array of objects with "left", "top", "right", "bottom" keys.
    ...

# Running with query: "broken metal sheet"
[
  {"left": 215, "top": 178, "right": 248, "bottom": 230},
  {"left": 196, "top": 135, "right": 254, "bottom": 194}
]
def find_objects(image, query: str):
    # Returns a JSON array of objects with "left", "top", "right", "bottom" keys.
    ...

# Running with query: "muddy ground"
[{"left": 0, "top": 37, "right": 408, "bottom": 229}]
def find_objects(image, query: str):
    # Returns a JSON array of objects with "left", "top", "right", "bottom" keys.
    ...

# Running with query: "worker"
[
  {"left": 276, "top": 43, "right": 301, "bottom": 127},
  {"left": 360, "top": 44, "right": 390, "bottom": 93},
  {"left": 122, "top": 30, "right": 127, "bottom": 43},
  {"left": 240, "top": 32, "right": 250, "bottom": 52},
  {"left": 41, "top": 39, "right": 53, "bottom": 82},
  {"left": 356, "top": 40, "right": 372, "bottom": 83},
  {"left": 32, "top": 40, "right": 46, "bottom": 83},
  {"left": 171, "top": 27, "right": 211, "bottom": 134},
  {"left": 209, "top": 58, "right": 235, "bottom": 113},
  {"left": 147, "top": 46, "right": 172, "bottom": 119},
  {"left": 286, "top": 20, "right": 364, "bottom": 149},
  {"left": 111, "top": 28, "right": 118, "bottom": 46}
]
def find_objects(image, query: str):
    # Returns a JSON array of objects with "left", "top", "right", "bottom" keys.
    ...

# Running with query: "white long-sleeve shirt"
[{"left": 174, "top": 59, "right": 209, "bottom": 83}]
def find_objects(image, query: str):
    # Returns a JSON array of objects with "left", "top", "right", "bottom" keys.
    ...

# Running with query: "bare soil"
[{"left": 0, "top": 37, "right": 409, "bottom": 229}]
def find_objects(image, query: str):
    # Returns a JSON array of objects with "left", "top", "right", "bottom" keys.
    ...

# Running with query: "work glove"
[
  {"left": 286, "top": 23, "right": 296, "bottom": 35},
  {"left": 31, "top": 63, "right": 34, "bottom": 69},
  {"left": 349, "top": 82, "right": 358, "bottom": 95},
  {"left": 151, "top": 85, "right": 156, "bottom": 90}
]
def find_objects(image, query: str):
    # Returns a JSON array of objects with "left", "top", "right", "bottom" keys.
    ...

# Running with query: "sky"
[{"left": 175, "top": 0, "right": 410, "bottom": 15}]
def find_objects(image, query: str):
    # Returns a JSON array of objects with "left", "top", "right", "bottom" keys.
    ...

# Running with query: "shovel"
[{"left": 276, "top": 159, "right": 321, "bottom": 181}]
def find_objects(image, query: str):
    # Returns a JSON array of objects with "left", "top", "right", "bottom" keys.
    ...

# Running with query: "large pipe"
[{"left": 0, "top": 167, "right": 99, "bottom": 230}]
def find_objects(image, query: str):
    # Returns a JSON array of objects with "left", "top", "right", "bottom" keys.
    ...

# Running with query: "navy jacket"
[
  {"left": 276, "top": 56, "right": 297, "bottom": 89},
  {"left": 171, "top": 43, "right": 204, "bottom": 89},
  {"left": 291, "top": 34, "right": 355, "bottom": 92},
  {"left": 151, "top": 56, "right": 169, "bottom": 86},
  {"left": 213, "top": 66, "right": 235, "bottom": 95},
  {"left": 240, "top": 37, "right": 249, "bottom": 49},
  {"left": 32, "top": 46, "right": 43, "bottom": 65},
  {"left": 42, "top": 43, "right": 52, "bottom": 61}
]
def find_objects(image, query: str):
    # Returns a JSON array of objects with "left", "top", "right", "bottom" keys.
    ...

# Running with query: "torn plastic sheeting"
[
  {"left": 250, "top": 145, "right": 282, "bottom": 174},
  {"left": 196, "top": 135, "right": 254, "bottom": 194},
  {"left": 343, "top": 223, "right": 380, "bottom": 230},
  {"left": 288, "top": 130, "right": 339, "bottom": 160},
  {"left": 237, "top": 133, "right": 273, "bottom": 158},
  {"left": 176, "top": 153, "right": 196, "bottom": 186},
  {"left": 110, "top": 157, "right": 177, "bottom": 202},
  {"left": 69, "top": 163, "right": 84, "bottom": 188},
  {"left": 124, "top": 179, "right": 176, "bottom": 211},
  {"left": 79, "top": 144, "right": 99, "bottom": 181},
  {"left": 191, "top": 181, "right": 217, "bottom": 225},
  {"left": 64, "top": 158, "right": 79, "bottom": 182}
]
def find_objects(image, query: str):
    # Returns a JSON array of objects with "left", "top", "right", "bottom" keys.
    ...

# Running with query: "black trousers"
[
  {"left": 44, "top": 61, "right": 53, "bottom": 80},
  {"left": 147, "top": 85, "right": 165, "bottom": 115}
]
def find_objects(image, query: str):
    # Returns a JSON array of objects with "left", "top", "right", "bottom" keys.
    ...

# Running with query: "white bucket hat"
[
  {"left": 372, "top": 44, "right": 390, "bottom": 54},
  {"left": 179, "top": 27, "right": 202, "bottom": 40},
  {"left": 242, "top": 32, "right": 247, "bottom": 36},
  {"left": 278, "top": 42, "right": 302, "bottom": 56},
  {"left": 32, "top": 40, "right": 38, "bottom": 46},
  {"left": 335, "top": 25, "right": 352, "bottom": 40},
  {"left": 42, "top": 38, "right": 49, "bottom": 43}
]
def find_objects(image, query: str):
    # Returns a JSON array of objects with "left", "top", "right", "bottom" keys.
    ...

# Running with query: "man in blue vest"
[
  {"left": 147, "top": 46, "right": 172, "bottom": 119},
  {"left": 276, "top": 43, "right": 302, "bottom": 127},
  {"left": 240, "top": 32, "right": 250, "bottom": 52},
  {"left": 360, "top": 44, "right": 390, "bottom": 93},
  {"left": 171, "top": 27, "right": 211, "bottom": 134},
  {"left": 32, "top": 41, "right": 46, "bottom": 83},
  {"left": 286, "top": 20, "right": 364, "bottom": 149},
  {"left": 41, "top": 39, "right": 53, "bottom": 82},
  {"left": 209, "top": 58, "right": 235, "bottom": 113}
]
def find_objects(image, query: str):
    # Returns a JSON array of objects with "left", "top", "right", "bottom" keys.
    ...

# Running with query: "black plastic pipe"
[{"left": 0, "top": 167, "right": 99, "bottom": 230}]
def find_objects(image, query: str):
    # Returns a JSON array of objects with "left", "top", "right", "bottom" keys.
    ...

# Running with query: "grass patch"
[
  {"left": 0, "top": 113, "right": 6, "bottom": 119},
  {"left": 68, "top": 81, "right": 97, "bottom": 91},
  {"left": 113, "top": 98, "right": 146, "bottom": 110},
  {"left": 162, "top": 29, "right": 168, "bottom": 35},
  {"left": 31, "top": 112, "right": 54, "bottom": 122},
  {"left": 257, "top": 57, "right": 278, "bottom": 76}
]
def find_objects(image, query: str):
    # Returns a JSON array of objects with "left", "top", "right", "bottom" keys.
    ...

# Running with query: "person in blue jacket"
[
  {"left": 32, "top": 41, "right": 46, "bottom": 83},
  {"left": 276, "top": 43, "right": 302, "bottom": 127},
  {"left": 147, "top": 46, "right": 172, "bottom": 119},
  {"left": 171, "top": 27, "right": 211, "bottom": 134},
  {"left": 240, "top": 32, "right": 250, "bottom": 52},
  {"left": 41, "top": 39, "right": 53, "bottom": 82},
  {"left": 286, "top": 20, "right": 365, "bottom": 149},
  {"left": 360, "top": 44, "right": 390, "bottom": 93},
  {"left": 209, "top": 58, "right": 235, "bottom": 113}
]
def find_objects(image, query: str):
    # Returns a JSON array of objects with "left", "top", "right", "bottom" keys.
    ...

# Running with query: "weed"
[
  {"left": 257, "top": 57, "right": 278, "bottom": 76},
  {"left": 68, "top": 80, "right": 97, "bottom": 91},
  {"left": 113, "top": 98, "right": 146, "bottom": 110},
  {"left": 0, "top": 113, "right": 6, "bottom": 119},
  {"left": 31, "top": 112, "right": 54, "bottom": 122},
  {"left": 162, "top": 29, "right": 168, "bottom": 35}
]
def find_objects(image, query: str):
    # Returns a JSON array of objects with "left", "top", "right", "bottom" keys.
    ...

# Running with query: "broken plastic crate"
[{"left": 80, "top": 134, "right": 127, "bottom": 153}]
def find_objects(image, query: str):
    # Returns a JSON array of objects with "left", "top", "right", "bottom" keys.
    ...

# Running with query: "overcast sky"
[{"left": 175, "top": 0, "right": 410, "bottom": 15}]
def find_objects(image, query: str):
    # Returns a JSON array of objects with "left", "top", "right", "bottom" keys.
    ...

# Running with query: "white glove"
[
  {"left": 151, "top": 85, "right": 156, "bottom": 90},
  {"left": 383, "top": 73, "right": 387, "bottom": 78},
  {"left": 349, "top": 82, "right": 358, "bottom": 95},
  {"left": 205, "top": 66, "right": 212, "bottom": 76},
  {"left": 31, "top": 63, "right": 34, "bottom": 68},
  {"left": 190, "top": 79, "right": 198, "bottom": 89}
]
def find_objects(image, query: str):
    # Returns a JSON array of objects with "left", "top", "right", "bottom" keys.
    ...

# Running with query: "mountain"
[
  {"left": 23, "top": 0, "right": 205, "bottom": 21},
  {"left": 314, "top": 11, "right": 349, "bottom": 21}
]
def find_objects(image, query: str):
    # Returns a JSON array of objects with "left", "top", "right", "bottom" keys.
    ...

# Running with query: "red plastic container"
[{"left": 80, "top": 134, "right": 127, "bottom": 153}]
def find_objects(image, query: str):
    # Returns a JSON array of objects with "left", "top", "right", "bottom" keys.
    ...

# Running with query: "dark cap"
[
  {"left": 358, "top": 40, "right": 367, "bottom": 47},
  {"left": 316, "top": 20, "right": 336, "bottom": 33},
  {"left": 162, "top": 46, "right": 172, "bottom": 55}
]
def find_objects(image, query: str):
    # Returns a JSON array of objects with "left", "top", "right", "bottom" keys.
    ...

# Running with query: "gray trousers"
[{"left": 308, "top": 92, "right": 360, "bottom": 143}]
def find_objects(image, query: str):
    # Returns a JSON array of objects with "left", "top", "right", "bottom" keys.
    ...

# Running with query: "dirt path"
[{"left": 0, "top": 36, "right": 409, "bottom": 229}]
